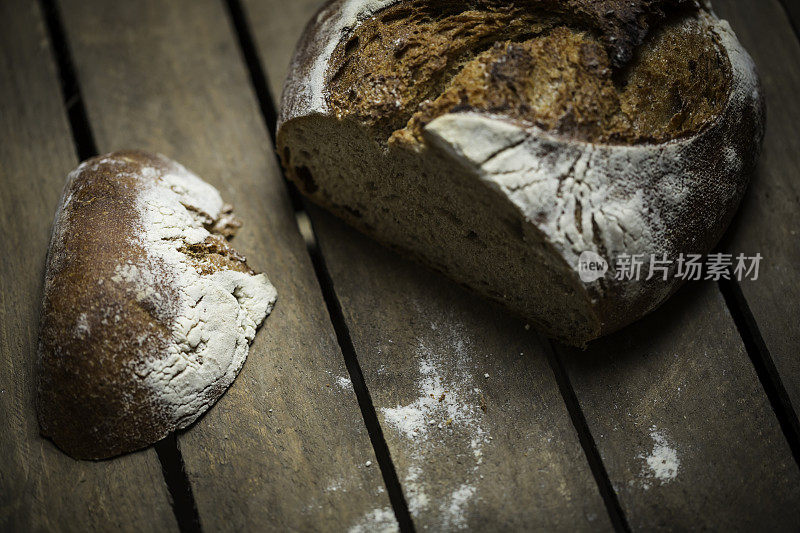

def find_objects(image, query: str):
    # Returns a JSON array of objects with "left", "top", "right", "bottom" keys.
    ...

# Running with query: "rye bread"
[
  {"left": 277, "top": 0, "right": 764, "bottom": 346},
  {"left": 37, "top": 151, "right": 277, "bottom": 459}
]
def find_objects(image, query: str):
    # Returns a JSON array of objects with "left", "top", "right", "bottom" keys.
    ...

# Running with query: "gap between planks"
[
  {"left": 223, "top": 0, "right": 415, "bottom": 529},
  {"left": 544, "top": 341, "right": 632, "bottom": 533},
  {"left": 719, "top": 278, "right": 800, "bottom": 467},
  {"left": 39, "top": 0, "right": 202, "bottom": 531},
  {"left": 37, "top": 0, "right": 800, "bottom": 529}
]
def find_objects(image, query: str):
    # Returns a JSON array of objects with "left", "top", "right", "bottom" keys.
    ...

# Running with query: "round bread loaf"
[
  {"left": 37, "top": 151, "right": 277, "bottom": 459},
  {"left": 277, "top": 0, "right": 764, "bottom": 346}
]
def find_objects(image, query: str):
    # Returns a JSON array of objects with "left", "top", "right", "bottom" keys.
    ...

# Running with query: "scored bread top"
[
  {"left": 324, "top": 0, "right": 730, "bottom": 145},
  {"left": 278, "top": 0, "right": 764, "bottom": 342}
]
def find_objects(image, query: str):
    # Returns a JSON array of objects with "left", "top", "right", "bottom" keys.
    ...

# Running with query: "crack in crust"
[
  {"left": 37, "top": 151, "right": 278, "bottom": 459},
  {"left": 325, "top": 0, "right": 730, "bottom": 145},
  {"left": 277, "top": 0, "right": 764, "bottom": 345}
]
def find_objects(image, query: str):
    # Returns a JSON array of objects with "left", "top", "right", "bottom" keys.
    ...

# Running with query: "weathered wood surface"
[
  {"left": 245, "top": 0, "right": 613, "bottom": 529},
  {"left": 777, "top": 0, "right": 800, "bottom": 38},
  {"left": 557, "top": 1, "right": 800, "bottom": 513},
  {"left": 312, "top": 209, "right": 612, "bottom": 531},
  {"left": 712, "top": 0, "right": 800, "bottom": 419},
  {"left": 248, "top": 0, "right": 800, "bottom": 529},
  {"left": 0, "top": 1, "right": 176, "bottom": 531},
  {"left": 3, "top": 0, "right": 798, "bottom": 530},
  {"left": 57, "top": 0, "right": 392, "bottom": 530},
  {"left": 559, "top": 283, "right": 800, "bottom": 531}
]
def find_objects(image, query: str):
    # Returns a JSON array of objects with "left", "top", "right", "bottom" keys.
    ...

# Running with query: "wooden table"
[{"left": 2, "top": 0, "right": 799, "bottom": 531}]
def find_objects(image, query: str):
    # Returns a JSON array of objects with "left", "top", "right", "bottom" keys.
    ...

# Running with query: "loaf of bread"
[
  {"left": 277, "top": 0, "right": 764, "bottom": 345},
  {"left": 37, "top": 151, "right": 277, "bottom": 460}
]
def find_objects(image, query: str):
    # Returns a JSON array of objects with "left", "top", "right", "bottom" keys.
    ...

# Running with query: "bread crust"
[
  {"left": 278, "top": 1, "right": 764, "bottom": 344},
  {"left": 37, "top": 151, "right": 277, "bottom": 459}
]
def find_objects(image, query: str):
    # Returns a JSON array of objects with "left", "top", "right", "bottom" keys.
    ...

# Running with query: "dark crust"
[
  {"left": 36, "top": 151, "right": 248, "bottom": 460},
  {"left": 277, "top": 0, "right": 766, "bottom": 345},
  {"left": 325, "top": 1, "right": 730, "bottom": 145},
  {"left": 179, "top": 235, "right": 253, "bottom": 276},
  {"left": 560, "top": 0, "right": 697, "bottom": 66}
]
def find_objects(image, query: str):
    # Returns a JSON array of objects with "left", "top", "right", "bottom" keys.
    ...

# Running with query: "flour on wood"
[
  {"left": 348, "top": 506, "right": 399, "bottom": 533},
  {"left": 378, "top": 322, "right": 488, "bottom": 527},
  {"left": 637, "top": 426, "right": 680, "bottom": 489}
]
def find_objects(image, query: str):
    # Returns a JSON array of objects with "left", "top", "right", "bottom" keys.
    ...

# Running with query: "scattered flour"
[
  {"left": 638, "top": 427, "right": 679, "bottom": 489},
  {"left": 403, "top": 465, "right": 430, "bottom": 515},
  {"left": 336, "top": 375, "right": 354, "bottom": 391},
  {"left": 348, "top": 507, "right": 399, "bottom": 533},
  {"left": 325, "top": 478, "right": 345, "bottom": 493},
  {"left": 442, "top": 484, "right": 477, "bottom": 530},
  {"left": 378, "top": 322, "right": 488, "bottom": 529},
  {"left": 381, "top": 338, "right": 487, "bottom": 447}
]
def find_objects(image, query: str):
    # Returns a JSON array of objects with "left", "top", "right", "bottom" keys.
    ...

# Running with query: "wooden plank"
[
  {"left": 245, "top": 1, "right": 612, "bottom": 528},
  {"left": 558, "top": 3, "right": 800, "bottom": 527},
  {"left": 559, "top": 283, "right": 800, "bottom": 530},
  {"left": 776, "top": 0, "right": 800, "bottom": 38},
  {"left": 56, "top": 0, "right": 393, "bottom": 530},
  {"left": 0, "top": 1, "right": 176, "bottom": 531},
  {"left": 308, "top": 209, "right": 613, "bottom": 530},
  {"left": 248, "top": 0, "right": 800, "bottom": 529},
  {"left": 711, "top": 0, "right": 800, "bottom": 424}
]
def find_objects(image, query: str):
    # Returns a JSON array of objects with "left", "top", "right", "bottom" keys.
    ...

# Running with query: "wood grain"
[
  {"left": 0, "top": 1, "right": 176, "bottom": 531},
  {"left": 559, "top": 282, "right": 800, "bottom": 531},
  {"left": 712, "top": 0, "right": 800, "bottom": 423},
  {"left": 312, "top": 208, "right": 612, "bottom": 531},
  {"left": 248, "top": 0, "right": 800, "bottom": 529},
  {"left": 56, "top": 0, "right": 392, "bottom": 530},
  {"left": 244, "top": 0, "right": 612, "bottom": 528}
]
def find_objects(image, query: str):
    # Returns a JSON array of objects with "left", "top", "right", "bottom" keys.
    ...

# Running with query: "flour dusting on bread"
[
  {"left": 37, "top": 151, "right": 276, "bottom": 459},
  {"left": 115, "top": 157, "right": 277, "bottom": 427},
  {"left": 278, "top": 0, "right": 764, "bottom": 345}
]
